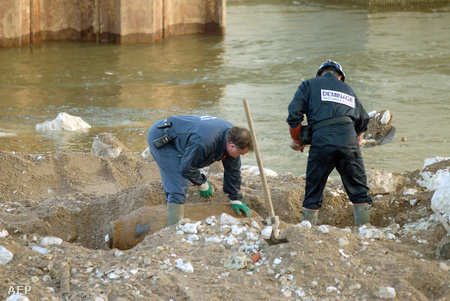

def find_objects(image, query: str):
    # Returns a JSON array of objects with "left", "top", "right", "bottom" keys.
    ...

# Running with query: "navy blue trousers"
[
  {"left": 303, "top": 123, "right": 372, "bottom": 210},
  {"left": 147, "top": 121, "right": 189, "bottom": 204}
]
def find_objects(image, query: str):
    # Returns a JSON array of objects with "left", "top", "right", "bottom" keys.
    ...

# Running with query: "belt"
[{"left": 312, "top": 116, "right": 353, "bottom": 131}]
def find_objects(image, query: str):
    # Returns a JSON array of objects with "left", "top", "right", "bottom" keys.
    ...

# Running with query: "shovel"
[
  {"left": 362, "top": 126, "right": 397, "bottom": 147},
  {"left": 243, "top": 99, "right": 288, "bottom": 245}
]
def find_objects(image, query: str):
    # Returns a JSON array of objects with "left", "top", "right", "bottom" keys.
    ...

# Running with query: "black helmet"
[{"left": 316, "top": 60, "right": 346, "bottom": 82}]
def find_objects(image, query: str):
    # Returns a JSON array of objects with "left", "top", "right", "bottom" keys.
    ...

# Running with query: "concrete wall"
[{"left": 0, "top": 0, "right": 225, "bottom": 47}]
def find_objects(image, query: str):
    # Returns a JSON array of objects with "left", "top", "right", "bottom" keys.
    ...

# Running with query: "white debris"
[
  {"left": 241, "top": 165, "right": 278, "bottom": 178},
  {"left": 178, "top": 221, "right": 201, "bottom": 234},
  {"left": 418, "top": 169, "right": 449, "bottom": 191},
  {"left": 261, "top": 226, "right": 273, "bottom": 238},
  {"left": 5, "top": 294, "right": 29, "bottom": 301},
  {"left": 301, "top": 220, "right": 312, "bottom": 228},
  {"left": 31, "top": 246, "right": 50, "bottom": 254},
  {"left": 403, "top": 188, "right": 416, "bottom": 196},
  {"left": 41, "top": 236, "right": 63, "bottom": 245},
  {"left": 439, "top": 262, "right": 449, "bottom": 272},
  {"left": 0, "top": 245, "right": 14, "bottom": 265},
  {"left": 226, "top": 235, "right": 239, "bottom": 245},
  {"left": 205, "top": 236, "right": 222, "bottom": 243},
  {"left": 431, "top": 173, "right": 450, "bottom": 217},
  {"left": 326, "top": 286, "right": 338, "bottom": 293},
  {"left": 175, "top": 259, "right": 194, "bottom": 273},
  {"left": 0, "top": 229, "right": 9, "bottom": 238},
  {"left": 36, "top": 112, "right": 91, "bottom": 131},
  {"left": 338, "top": 237, "right": 349, "bottom": 247},
  {"left": 220, "top": 213, "right": 240, "bottom": 225},
  {"left": 0, "top": 132, "right": 16, "bottom": 137},
  {"left": 187, "top": 234, "right": 199, "bottom": 242},
  {"left": 377, "top": 286, "right": 396, "bottom": 299},
  {"left": 91, "top": 134, "right": 123, "bottom": 158},
  {"left": 231, "top": 224, "right": 245, "bottom": 235},
  {"left": 359, "top": 226, "right": 384, "bottom": 239},
  {"left": 223, "top": 253, "right": 247, "bottom": 270},
  {"left": 339, "top": 249, "right": 350, "bottom": 258},
  {"left": 273, "top": 257, "right": 282, "bottom": 265},
  {"left": 319, "top": 225, "right": 329, "bottom": 233},
  {"left": 423, "top": 156, "right": 450, "bottom": 168},
  {"left": 246, "top": 231, "right": 259, "bottom": 241},
  {"left": 205, "top": 216, "right": 217, "bottom": 225},
  {"left": 380, "top": 110, "right": 392, "bottom": 124}
]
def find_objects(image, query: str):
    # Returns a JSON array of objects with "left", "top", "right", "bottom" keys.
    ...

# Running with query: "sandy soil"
[{"left": 0, "top": 134, "right": 449, "bottom": 301}]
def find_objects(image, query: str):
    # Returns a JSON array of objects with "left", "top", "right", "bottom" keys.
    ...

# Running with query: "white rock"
[
  {"left": 326, "top": 286, "right": 338, "bottom": 293},
  {"left": 41, "top": 236, "right": 63, "bottom": 245},
  {"left": 175, "top": 259, "right": 194, "bottom": 273},
  {"left": 431, "top": 173, "right": 450, "bottom": 215},
  {"left": 241, "top": 165, "right": 278, "bottom": 178},
  {"left": 0, "top": 246, "right": 14, "bottom": 265},
  {"left": 319, "top": 225, "right": 329, "bottom": 233},
  {"left": 423, "top": 156, "right": 450, "bottom": 168},
  {"left": 246, "top": 231, "right": 259, "bottom": 240},
  {"left": 439, "top": 262, "right": 449, "bottom": 272},
  {"left": 224, "top": 253, "right": 247, "bottom": 270},
  {"left": 338, "top": 237, "right": 349, "bottom": 246},
  {"left": 0, "top": 229, "right": 9, "bottom": 238},
  {"left": 377, "top": 286, "right": 396, "bottom": 299},
  {"left": 231, "top": 225, "right": 245, "bottom": 235},
  {"left": 261, "top": 226, "right": 273, "bottom": 238},
  {"left": 380, "top": 110, "right": 392, "bottom": 124},
  {"left": 6, "top": 294, "right": 30, "bottom": 301},
  {"left": 31, "top": 246, "right": 50, "bottom": 254},
  {"left": 220, "top": 213, "right": 240, "bottom": 225},
  {"left": 0, "top": 132, "right": 16, "bottom": 137},
  {"left": 179, "top": 222, "right": 201, "bottom": 234},
  {"left": 366, "top": 169, "right": 405, "bottom": 194},
  {"left": 301, "top": 220, "right": 312, "bottom": 228},
  {"left": 205, "top": 237, "right": 222, "bottom": 243},
  {"left": 418, "top": 169, "right": 449, "bottom": 191},
  {"left": 226, "top": 235, "right": 238, "bottom": 245},
  {"left": 36, "top": 112, "right": 91, "bottom": 131}
]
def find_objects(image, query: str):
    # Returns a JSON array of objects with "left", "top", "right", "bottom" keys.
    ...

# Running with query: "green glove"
[
  {"left": 199, "top": 181, "right": 213, "bottom": 198},
  {"left": 230, "top": 200, "right": 252, "bottom": 217}
]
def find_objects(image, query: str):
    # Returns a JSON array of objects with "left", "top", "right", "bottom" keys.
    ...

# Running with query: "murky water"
[{"left": 1, "top": 0, "right": 449, "bottom": 177}]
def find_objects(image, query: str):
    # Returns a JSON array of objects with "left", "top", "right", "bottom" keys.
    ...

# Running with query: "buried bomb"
[{"left": 108, "top": 203, "right": 259, "bottom": 250}]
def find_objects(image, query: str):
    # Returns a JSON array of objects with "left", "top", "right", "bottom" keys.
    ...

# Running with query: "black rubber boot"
[
  {"left": 302, "top": 209, "right": 319, "bottom": 226},
  {"left": 354, "top": 203, "right": 370, "bottom": 226},
  {"left": 166, "top": 203, "right": 184, "bottom": 226}
]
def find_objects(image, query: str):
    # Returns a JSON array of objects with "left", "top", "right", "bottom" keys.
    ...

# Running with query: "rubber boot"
[
  {"left": 302, "top": 209, "right": 319, "bottom": 226},
  {"left": 166, "top": 203, "right": 184, "bottom": 226},
  {"left": 353, "top": 203, "right": 370, "bottom": 226}
]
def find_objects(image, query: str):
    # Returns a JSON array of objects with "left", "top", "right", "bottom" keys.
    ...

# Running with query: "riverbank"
[{"left": 0, "top": 134, "right": 449, "bottom": 300}]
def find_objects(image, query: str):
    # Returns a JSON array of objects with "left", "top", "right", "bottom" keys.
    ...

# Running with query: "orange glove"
[{"left": 289, "top": 124, "right": 304, "bottom": 152}]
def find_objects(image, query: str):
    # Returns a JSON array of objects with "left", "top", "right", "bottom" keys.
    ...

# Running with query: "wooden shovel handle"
[
  {"left": 431, "top": 204, "right": 450, "bottom": 235},
  {"left": 243, "top": 99, "right": 275, "bottom": 218}
]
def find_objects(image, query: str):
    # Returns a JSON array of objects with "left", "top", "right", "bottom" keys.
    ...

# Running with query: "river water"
[{"left": 0, "top": 0, "right": 449, "bottom": 177}]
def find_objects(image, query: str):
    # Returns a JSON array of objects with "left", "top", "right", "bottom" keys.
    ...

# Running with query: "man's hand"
[
  {"left": 230, "top": 200, "right": 252, "bottom": 217},
  {"left": 199, "top": 182, "right": 213, "bottom": 198},
  {"left": 290, "top": 139, "right": 305, "bottom": 152}
]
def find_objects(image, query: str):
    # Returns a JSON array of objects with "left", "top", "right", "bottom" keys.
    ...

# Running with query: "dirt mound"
[{"left": 0, "top": 138, "right": 449, "bottom": 300}]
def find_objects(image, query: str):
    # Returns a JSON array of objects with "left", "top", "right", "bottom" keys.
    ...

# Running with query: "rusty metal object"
[{"left": 109, "top": 203, "right": 256, "bottom": 250}]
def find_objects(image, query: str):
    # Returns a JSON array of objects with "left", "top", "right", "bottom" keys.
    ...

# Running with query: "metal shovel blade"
[
  {"left": 377, "top": 126, "right": 396, "bottom": 146},
  {"left": 265, "top": 233, "right": 289, "bottom": 246}
]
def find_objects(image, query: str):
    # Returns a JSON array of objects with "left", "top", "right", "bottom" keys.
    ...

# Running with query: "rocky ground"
[{"left": 0, "top": 133, "right": 449, "bottom": 301}]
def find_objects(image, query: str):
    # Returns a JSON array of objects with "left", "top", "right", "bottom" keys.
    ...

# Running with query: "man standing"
[
  {"left": 147, "top": 115, "right": 253, "bottom": 226},
  {"left": 286, "top": 60, "right": 373, "bottom": 226}
]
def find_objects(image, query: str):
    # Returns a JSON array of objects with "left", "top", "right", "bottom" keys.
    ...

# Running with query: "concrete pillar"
[{"left": 0, "top": 0, "right": 226, "bottom": 47}]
